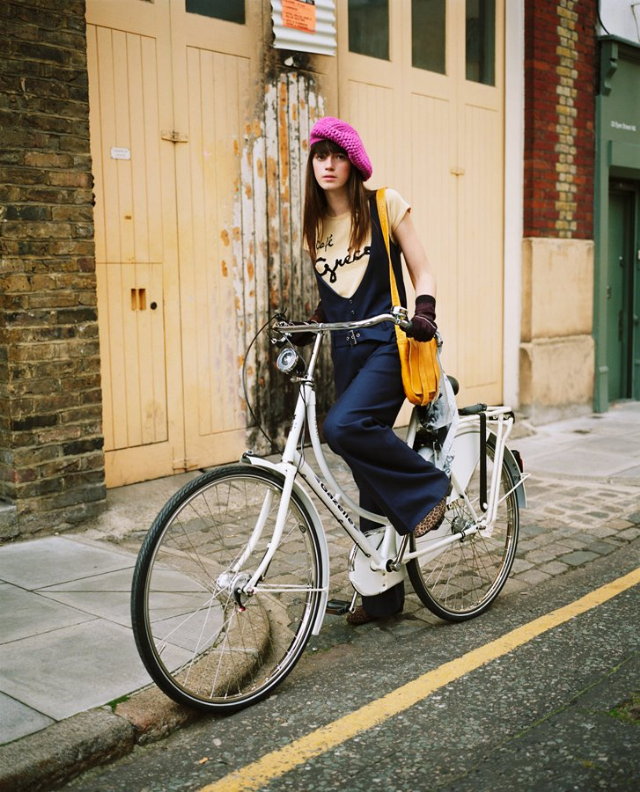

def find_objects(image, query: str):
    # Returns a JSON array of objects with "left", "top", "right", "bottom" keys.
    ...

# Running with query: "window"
[
  {"left": 348, "top": 0, "right": 389, "bottom": 60},
  {"left": 412, "top": 0, "right": 446, "bottom": 74},
  {"left": 466, "top": 0, "right": 495, "bottom": 85},
  {"left": 185, "top": 0, "right": 245, "bottom": 25}
]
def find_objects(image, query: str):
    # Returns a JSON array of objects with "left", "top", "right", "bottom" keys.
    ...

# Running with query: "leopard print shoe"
[{"left": 413, "top": 496, "right": 447, "bottom": 538}]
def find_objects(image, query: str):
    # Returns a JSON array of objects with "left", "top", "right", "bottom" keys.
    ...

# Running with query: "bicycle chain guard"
[{"left": 348, "top": 528, "right": 405, "bottom": 597}]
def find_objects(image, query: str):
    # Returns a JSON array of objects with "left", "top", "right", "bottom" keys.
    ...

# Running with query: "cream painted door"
[
  {"left": 337, "top": 0, "right": 505, "bottom": 405},
  {"left": 169, "top": 3, "right": 255, "bottom": 471},
  {"left": 87, "top": 0, "right": 256, "bottom": 486},
  {"left": 87, "top": 0, "right": 180, "bottom": 486}
]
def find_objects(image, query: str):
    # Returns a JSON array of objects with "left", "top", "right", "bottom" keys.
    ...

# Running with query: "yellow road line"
[{"left": 199, "top": 566, "right": 640, "bottom": 792}]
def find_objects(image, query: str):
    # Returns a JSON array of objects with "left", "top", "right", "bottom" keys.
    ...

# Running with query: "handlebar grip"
[{"left": 458, "top": 403, "right": 488, "bottom": 416}]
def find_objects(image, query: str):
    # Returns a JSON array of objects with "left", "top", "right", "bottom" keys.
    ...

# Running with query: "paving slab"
[
  {"left": 39, "top": 568, "right": 137, "bottom": 628},
  {"left": 0, "top": 694, "right": 53, "bottom": 745},
  {"left": 0, "top": 619, "right": 150, "bottom": 721},
  {"left": 0, "top": 536, "right": 135, "bottom": 590},
  {"left": 612, "top": 464, "right": 640, "bottom": 479},
  {"left": 516, "top": 441, "right": 638, "bottom": 479},
  {"left": 0, "top": 583, "right": 95, "bottom": 643}
]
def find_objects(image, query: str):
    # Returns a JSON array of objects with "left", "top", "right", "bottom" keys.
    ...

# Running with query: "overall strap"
[{"left": 375, "top": 188, "right": 403, "bottom": 308}]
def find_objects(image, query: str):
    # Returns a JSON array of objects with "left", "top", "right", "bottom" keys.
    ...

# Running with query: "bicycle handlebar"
[{"left": 279, "top": 307, "right": 413, "bottom": 335}]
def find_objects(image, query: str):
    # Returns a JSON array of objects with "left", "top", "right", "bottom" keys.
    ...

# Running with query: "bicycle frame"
[{"left": 242, "top": 314, "right": 527, "bottom": 633}]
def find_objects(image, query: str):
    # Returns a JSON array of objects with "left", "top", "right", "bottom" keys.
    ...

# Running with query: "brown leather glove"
[{"left": 406, "top": 295, "right": 437, "bottom": 342}]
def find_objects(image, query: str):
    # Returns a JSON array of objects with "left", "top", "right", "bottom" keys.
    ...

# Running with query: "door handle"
[{"left": 131, "top": 288, "right": 147, "bottom": 310}]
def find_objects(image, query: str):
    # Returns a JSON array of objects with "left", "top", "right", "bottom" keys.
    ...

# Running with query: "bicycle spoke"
[
  {"left": 131, "top": 466, "right": 323, "bottom": 712},
  {"left": 408, "top": 433, "right": 519, "bottom": 621}
]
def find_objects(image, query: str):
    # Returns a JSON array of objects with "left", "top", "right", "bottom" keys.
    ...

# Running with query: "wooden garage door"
[
  {"left": 338, "top": 0, "right": 505, "bottom": 405},
  {"left": 87, "top": 0, "right": 258, "bottom": 486}
]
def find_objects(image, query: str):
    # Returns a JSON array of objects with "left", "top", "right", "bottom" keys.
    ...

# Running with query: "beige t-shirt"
[{"left": 313, "top": 188, "right": 410, "bottom": 298}]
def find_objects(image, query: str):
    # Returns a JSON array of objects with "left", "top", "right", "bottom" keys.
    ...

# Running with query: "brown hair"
[{"left": 303, "top": 139, "right": 374, "bottom": 263}]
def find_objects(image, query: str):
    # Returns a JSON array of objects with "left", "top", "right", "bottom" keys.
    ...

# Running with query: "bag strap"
[{"left": 375, "top": 188, "right": 402, "bottom": 309}]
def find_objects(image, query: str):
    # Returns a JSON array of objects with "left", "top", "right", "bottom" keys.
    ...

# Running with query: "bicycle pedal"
[{"left": 325, "top": 599, "right": 351, "bottom": 615}]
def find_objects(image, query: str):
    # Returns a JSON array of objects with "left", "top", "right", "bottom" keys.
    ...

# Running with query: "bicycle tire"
[
  {"left": 408, "top": 433, "right": 519, "bottom": 622},
  {"left": 131, "top": 464, "right": 323, "bottom": 713}
]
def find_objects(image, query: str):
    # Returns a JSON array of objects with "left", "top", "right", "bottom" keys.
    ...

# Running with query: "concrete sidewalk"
[{"left": 1, "top": 402, "right": 639, "bottom": 791}]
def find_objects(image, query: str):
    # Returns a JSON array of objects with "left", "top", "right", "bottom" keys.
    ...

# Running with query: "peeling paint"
[
  {"left": 220, "top": 229, "right": 230, "bottom": 246},
  {"left": 230, "top": 71, "right": 332, "bottom": 449}
]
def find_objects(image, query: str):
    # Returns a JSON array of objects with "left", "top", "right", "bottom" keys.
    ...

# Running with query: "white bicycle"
[{"left": 131, "top": 311, "right": 527, "bottom": 713}]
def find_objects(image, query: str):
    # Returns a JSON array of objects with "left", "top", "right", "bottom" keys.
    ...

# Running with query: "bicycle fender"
[
  {"left": 429, "top": 428, "right": 527, "bottom": 509},
  {"left": 242, "top": 455, "right": 330, "bottom": 635},
  {"left": 503, "top": 445, "right": 527, "bottom": 509}
]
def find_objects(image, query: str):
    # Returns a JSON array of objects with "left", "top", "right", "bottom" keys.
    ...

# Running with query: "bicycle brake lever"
[
  {"left": 270, "top": 317, "right": 293, "bottom": 346},
  {"left": 391, "top": 306, "right": 413, "bottom": 333}
]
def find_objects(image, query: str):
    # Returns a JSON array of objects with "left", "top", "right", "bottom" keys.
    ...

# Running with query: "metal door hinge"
[
  {"left": 172, "top": 457, "right": 199, "bottom": 472},
  {"left": 161, "top": 130, "right": 188, "bottom": 143}
]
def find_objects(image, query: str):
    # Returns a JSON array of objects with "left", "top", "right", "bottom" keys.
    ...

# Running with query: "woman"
[{"left": 300, "top": 117, "right": 449, "bottom": 625}]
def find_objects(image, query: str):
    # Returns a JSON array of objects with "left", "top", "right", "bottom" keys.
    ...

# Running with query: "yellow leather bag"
[{"left": 376, "top": 188, "right": 440, "bottom": 406}]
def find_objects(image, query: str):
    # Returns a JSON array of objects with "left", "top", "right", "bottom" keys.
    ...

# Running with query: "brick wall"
[
  {"left": 524, "top": 0, "right": 597, "bottom": 239},
  {"left": 0, "top": 0, "right": 105, "bottom": 538}
]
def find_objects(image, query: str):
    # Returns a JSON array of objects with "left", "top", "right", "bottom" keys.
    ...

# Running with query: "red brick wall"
[
  {"left": 524, "top": 0, "right": 597, "bottom": 239},
  {"left": 0, "top": 0, "right": 105, "bottom": 538}
]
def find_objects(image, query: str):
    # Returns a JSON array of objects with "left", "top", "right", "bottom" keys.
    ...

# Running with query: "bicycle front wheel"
[
  {"left": 408, "top": 434, "right": 519, "bottom": 621},
  {"left": 131, "top": 465, "right": 324, "bottom": 713}
]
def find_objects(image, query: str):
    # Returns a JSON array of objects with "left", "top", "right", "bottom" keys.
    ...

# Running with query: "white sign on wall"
[{"left": 110, "top": 147, "right": 131, "bottom": 160}]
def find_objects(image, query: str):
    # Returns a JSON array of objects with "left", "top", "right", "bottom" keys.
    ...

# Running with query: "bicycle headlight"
[{"left": 276, "top": 346, "right": 305, "bottom": 376}]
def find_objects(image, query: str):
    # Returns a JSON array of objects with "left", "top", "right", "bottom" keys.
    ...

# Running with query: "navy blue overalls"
[{"left": 315, "top": 196, "right": 449, "bottom": 616}]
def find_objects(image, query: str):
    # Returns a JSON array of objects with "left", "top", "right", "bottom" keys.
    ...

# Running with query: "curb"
[
  {"left": 0, "top": 687, "right": 199, "bottom": 792},
  {"left": 0, "top": 525, "right": 279, "bottom": 791},
  {"left": 0, "top": 710, "right": 133, "bottom": 792}
]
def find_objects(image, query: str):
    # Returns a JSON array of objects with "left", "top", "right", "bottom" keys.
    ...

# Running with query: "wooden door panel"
[
  {"left": 458, "top": 102, "right": 503, "bottom": 403},
  {"left": 96, "top": 261, "right": 167, "bottom": 450},
  {"left": 344, "top": 79, "right": 396, "bottom": 185},
  {"left": 171, "top": 7, "right": 259, "bottom": 468},
  {"left": 88, "top": 0, "right": 259, "bottom": 484},
  {"left": 181, "top": 47, "right": 248, "bottom": 454},
  {"left": 87, "top": 2, "right": 183, "bottom": 486},
  {"left": 338, "top": 0, "right": 505, "bottom": 406},
  {"left": 409, "top": 91, "right": 457, "bottom": 365}
]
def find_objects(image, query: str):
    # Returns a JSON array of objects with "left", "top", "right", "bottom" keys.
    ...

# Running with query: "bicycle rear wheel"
[
  {"left": 408, "top": 434, "right": 519, "bottom": 621},
  {"left": 131, "top": 465, "right": 323, "bottom": 712}
]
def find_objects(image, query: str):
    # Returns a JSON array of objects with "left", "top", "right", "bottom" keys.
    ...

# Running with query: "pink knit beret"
[{"left": 309, "top": 117, "right": 373, "bottom": 181}]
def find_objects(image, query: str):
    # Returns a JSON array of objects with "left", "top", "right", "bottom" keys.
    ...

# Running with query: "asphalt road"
[{"left": 63, "top": 539, "right": 640, "bottom": 792}]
